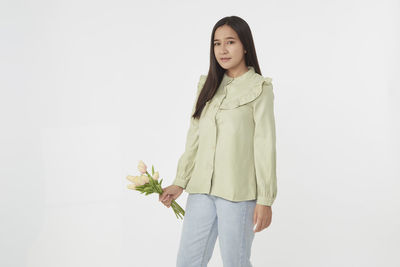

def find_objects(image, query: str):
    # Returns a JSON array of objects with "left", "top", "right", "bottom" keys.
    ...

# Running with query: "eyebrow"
[{"left": 213, "top": 37, "right": 236, "bottom": 41}]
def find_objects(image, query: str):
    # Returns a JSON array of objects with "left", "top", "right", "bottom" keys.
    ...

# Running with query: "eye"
[
  {"left": 214, "top": 42, "right": 220, "bottom": 46},
  {"left": 228, "top": 41, "right": 234, "bottom": 44}
]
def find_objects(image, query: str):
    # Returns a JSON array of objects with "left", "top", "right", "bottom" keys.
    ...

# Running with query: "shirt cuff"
[
  {"left": 172, "top": 177, "right": 189, "bottom": 189},
  {"left": 256, "top": 196, "right": 275, "bottom": 206}
]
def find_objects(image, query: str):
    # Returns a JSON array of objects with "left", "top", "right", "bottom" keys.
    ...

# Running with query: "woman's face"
[{"left": 213, "top": 25, "right": 246, "bottom": 70}]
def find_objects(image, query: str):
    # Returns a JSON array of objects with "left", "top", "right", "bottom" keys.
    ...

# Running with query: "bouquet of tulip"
[{"left": 126, "top": 160, "right": 185, "bottom": 219}]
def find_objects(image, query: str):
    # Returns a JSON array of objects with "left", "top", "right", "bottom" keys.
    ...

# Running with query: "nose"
[{"left": 219, "top": 49, "right": 228, "bottom": 57}]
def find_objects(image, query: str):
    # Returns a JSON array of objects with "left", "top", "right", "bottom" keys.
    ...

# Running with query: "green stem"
[{"left": 144, "top": 171, "right": 185, "bottom": 219}]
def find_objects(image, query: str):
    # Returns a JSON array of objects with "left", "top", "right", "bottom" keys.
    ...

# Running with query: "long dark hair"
[{"left": 192, "top": 16, "right": 262, "bottom": 120}]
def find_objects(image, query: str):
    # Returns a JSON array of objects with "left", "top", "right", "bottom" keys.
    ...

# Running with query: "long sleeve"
[
  {"left": 253, "top": 79, "right": 277, "bottom": 206},
  {"left": 172, "top": 75, "right": 206, "bottom": 189}
]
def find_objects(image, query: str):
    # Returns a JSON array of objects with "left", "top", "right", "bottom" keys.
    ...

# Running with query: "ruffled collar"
[
  {"left": 217, "top": 66, "right": 272, "bottom": 110},
  {"left": 222, "top": 66, "right": 256, "bottom": 84}
]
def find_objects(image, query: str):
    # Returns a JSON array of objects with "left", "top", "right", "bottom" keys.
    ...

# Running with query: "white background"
[{"left": 1, "top": 0, "right": 399, "bottom": 266}]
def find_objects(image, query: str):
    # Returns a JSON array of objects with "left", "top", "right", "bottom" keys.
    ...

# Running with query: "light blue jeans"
[{"left": 176, "top": 193, "right": 257, "bottom": 267}]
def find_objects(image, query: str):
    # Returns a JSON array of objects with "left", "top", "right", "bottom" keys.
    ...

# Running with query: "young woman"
[{"left": 159, "top": 15, "right": 277, "bottom": 267}]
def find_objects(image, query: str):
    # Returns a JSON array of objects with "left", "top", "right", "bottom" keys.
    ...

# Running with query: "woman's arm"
[
  {"left": 253, "top": 78, "right": 277, "bottom": 206},
  {"left": 172, "top": 75, "right": 206, "bottom": 189}
]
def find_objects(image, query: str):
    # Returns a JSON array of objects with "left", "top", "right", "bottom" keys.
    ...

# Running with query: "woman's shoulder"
[
  {"left": 198, "top": 74, "right": 207, "bottom": 86},
  {"left": 199, "top": 74, "right": 207, "bottom": 80},
  {"left": 248, "top": 73, "right": 273, "bottom": 97},
  {"left": 252, "top": 72, "right": 273, "bottom": 87},
  {"left": 246, "top": 73, "right": 274, "bottom": 105},
  {"left": 253, "top": 73, "right": 274, "bottom": 97},
  {"left": 194, "top": 74, "right": 208, "bottom": 95},
  {"left": 252, "top": 74, "right": 274, "bottom": 105}
]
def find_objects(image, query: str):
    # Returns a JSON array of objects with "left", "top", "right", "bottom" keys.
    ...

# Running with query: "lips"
[{"left": 221, "top": 58, "right": 231, "bottom": 62}]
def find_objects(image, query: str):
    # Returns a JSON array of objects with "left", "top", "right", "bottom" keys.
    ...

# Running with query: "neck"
[{"left": 226, "top": 64, "right": 250, "bottom": 78}]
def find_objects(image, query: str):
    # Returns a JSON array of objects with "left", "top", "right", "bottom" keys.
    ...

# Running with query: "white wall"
[{"left": 1, "top": 0, "right": 399, "bottom": 266}]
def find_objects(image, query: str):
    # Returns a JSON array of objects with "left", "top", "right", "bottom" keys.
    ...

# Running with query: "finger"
[
  {"left": 254, "top": 223, "right": 261, "bottom": 233},
  {"left": 160, "top": 194, "right": 166, "bottom": 202},
  {"left": 164, "top": 197, "right": 171, "bottom": 207},
  {"left": 162, "top": 195, "right": 171, "bottom": 204},
  {"left": 161, "top": 192, "right": 169, "bottom": 202},
  {"left": 160, "top": 190, "right": 167, "bottom": 201},
  {"left": 167, "top": 197, "right": 173, "bottom": 207},
  {"left": 265, "top": 218, "right": 271, "bottom": 228},
  {"left": 253, "top": 211, "right": 257, "bottom": 226},
  {"left": 259, "top": 220, "right": 266, "bottom": 231},
  {"left": 255, "top": 218, "right": 262, "bottom": 232},
  {"left": 267, "top": 215, "right": 272, "bottom": 226},
  {"left": 161, "top": 187, "right": 168, "bottom": 197},
  {"left": 166, "top": 195, "right": 172, "bottom": 205}
]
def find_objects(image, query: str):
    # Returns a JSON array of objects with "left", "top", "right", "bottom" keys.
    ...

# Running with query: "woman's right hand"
[{"left": 159, "top": 185, "right": 183, "bottom": 208}]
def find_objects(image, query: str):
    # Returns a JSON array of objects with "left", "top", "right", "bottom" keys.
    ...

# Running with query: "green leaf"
[{"left": 152, "top": 165, "right": 155, "bottom": 175}]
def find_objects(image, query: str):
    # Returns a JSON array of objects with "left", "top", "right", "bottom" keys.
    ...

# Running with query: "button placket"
[
  {"left": 214, "top": 80, "right": 232, "bottom": 112},
  {"left": 207, "top": 78, "right": 234, "bottom": 193},
  {"left": 208, "top": 81, "right": 230, "bottom": 192}
]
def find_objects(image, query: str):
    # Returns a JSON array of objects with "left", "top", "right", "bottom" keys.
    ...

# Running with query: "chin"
[{"left": 220, "top": 62, "right": 233, "bottom": 69}]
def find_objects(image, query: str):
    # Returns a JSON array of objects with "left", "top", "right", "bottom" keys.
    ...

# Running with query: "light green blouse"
[{"left": 172, "top": 66, "right": 277, "bottom": 206}]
